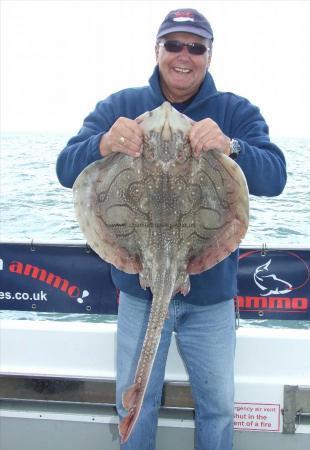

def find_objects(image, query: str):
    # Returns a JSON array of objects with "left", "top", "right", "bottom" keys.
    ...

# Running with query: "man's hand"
[
  {"left": 189, "top": 118, "right": 230, "bottom": 158},
  {"left": 99, "top": 117, "right": 143, "bottom": 157}
]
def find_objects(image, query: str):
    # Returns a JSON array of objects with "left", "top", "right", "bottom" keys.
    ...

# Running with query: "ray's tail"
[{"left": 119, "top": 282, "right": 173, "bottom": 443}]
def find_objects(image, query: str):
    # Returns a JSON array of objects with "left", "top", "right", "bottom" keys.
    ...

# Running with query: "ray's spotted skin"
[{"left": 73, "top": 102, "right": 249, "bottom": 443}]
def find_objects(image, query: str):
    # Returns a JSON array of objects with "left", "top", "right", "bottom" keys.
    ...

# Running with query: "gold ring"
[{"left": 119, "top": 136, "right": 125, "bottom": 145}]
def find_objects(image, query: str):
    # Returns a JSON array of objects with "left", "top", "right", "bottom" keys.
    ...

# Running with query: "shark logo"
[
  {"left": 254, "top": 259, "right": 292, "bottom": 296},
  {"left": 237, "top": 250, "right": 309, "bottom": 316}
]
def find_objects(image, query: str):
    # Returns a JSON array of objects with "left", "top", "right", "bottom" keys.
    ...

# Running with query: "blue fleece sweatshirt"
[{"left": 56, "top": 66, "right": 287, "bottom": 305}]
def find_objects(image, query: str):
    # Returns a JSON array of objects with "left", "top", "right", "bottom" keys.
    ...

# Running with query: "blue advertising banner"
[
  {"left": 0, "top": 242, "right": 309, "bottom": 319},
  {"left": 0, "top": 242, "right": 118, "bottom": 314}
]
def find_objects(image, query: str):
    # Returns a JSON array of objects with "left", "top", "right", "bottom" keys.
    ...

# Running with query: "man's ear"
[
  {"left": 155, "top": 44, "right": 159, "bottom": 63},
  {"left": 207, "top": 50, "right": 212, "bottom": 69}
]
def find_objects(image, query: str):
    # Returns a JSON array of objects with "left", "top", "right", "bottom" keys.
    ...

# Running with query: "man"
[{"left": 56, "top": 8, "right": 286, "bottom": 450}]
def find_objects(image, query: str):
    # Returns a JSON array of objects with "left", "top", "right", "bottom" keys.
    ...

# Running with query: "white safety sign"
[{"left": 234, "top": 402, "right": 281, "bottom": 432}]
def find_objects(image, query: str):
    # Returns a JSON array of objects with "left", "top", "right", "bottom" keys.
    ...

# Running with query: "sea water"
[{"left": 0, "top": 132, "right": 309, "bottom": 327}]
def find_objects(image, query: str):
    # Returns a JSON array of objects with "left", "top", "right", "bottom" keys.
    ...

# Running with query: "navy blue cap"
[{"left": 156, "top": 8, "right": 214, "bottom": 41}]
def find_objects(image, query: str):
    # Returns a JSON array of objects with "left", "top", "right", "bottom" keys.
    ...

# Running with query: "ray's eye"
[{"left": 177, "top": 150, "right": 184, "bottom": 161}]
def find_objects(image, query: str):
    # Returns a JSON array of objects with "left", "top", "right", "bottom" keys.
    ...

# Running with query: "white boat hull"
[{"left": 1, "top": 319, "right": 310, "bottom": 449}]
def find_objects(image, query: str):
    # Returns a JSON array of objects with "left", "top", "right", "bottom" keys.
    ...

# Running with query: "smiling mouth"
[{"left": 174, "top": 67, "right": 191, "bottom": 73}]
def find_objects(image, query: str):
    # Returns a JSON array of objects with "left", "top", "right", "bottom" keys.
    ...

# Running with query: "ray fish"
[{"left": 73, "top": 102, "right": 249, "bottom": 443}]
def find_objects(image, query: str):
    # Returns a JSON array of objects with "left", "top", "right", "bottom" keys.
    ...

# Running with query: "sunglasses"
[{"left": 158, "top": 40, "right": 209, "bottom": 56}]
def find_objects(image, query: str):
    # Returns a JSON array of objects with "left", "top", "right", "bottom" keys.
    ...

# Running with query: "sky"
[{"left": 1, "top": 0, "right": 310, "bottom": 138}]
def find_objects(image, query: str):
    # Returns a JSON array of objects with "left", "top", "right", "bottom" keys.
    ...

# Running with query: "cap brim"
[{"left": 157, "top": 25, "right": 213, "bottom": 40}]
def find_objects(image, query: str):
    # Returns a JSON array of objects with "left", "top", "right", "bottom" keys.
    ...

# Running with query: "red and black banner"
[
  {"left": 237, "top": 248, "right": 310, "bottom": 319},
  {"left": 0, "top": 242, "right": 309, "bottom": 320},
  {"left": 0, "top": 242, "right": 117, "bottom": 315}
]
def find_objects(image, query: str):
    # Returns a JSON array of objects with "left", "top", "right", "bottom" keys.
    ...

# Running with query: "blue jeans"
[{"left": 116, "top": 292, "right": 236, "bottom": 450}]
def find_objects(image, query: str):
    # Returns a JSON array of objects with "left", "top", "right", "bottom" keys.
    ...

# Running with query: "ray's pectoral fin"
[{"left": 187, "top": 216, "right": 248, "bottom": 275}]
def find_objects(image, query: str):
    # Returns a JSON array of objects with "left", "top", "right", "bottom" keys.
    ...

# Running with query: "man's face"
[{"left": 155, "top": 32, "right": 211, "bottom": 102}]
